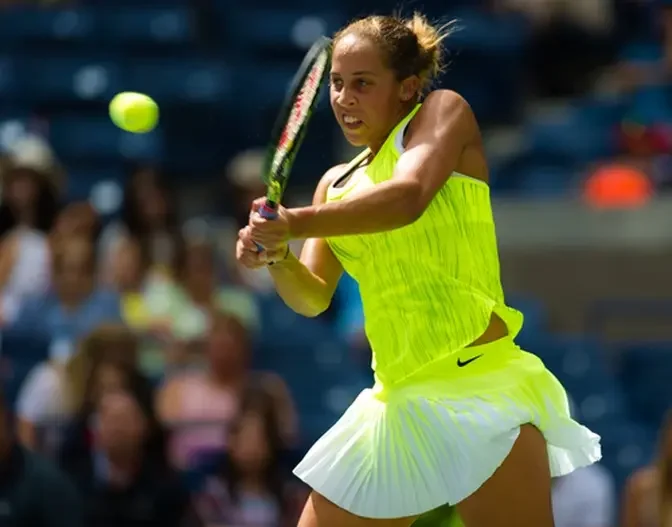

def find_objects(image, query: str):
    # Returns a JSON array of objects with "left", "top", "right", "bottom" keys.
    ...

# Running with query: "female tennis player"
[{"left": 237, "top": 13, "right": 601, "bottom": 527}]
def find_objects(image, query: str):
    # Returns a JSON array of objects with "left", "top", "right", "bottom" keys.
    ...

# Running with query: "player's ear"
[{"left": 399, "top": 76, "right": 420, "bottom": 102}]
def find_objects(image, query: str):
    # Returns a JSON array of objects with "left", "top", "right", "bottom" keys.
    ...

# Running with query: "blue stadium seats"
[
  {"left": 0, "top": 7, "right": 98, "bottom": 44},
  {"left": 507, "top": 294, "right": 547, "bottom": 347},
  {"left": 0, "top": 57, "right": 19, "bottom": 99},
  {"left": 126, "top": 58, "right": 232, "bottom": 105},
  {"left": 516, "top": 163, "right": 577, "bottom": 197},
  {"left": 599, "top": 421, "right": 657, "bottom": 492},
  {"left": 530, "top": 335, "right": 628, "bottom": 434},
  {"left": 66, "top": 166, "right": 126, "bottom": 202},
  {"left": 444, "top": 8, "right": 530, "bottom": 53},
  {"left": 49, "top": 115, "right": 164, "bottom": 161},
  {"left": 225, "top": 9, "right": 344, "bottom": 52},
  {"left": 19, "top": 55, "right": 124, "bottom": 103},
  {"left": 100, "top": 7, "right": 195, "bottom": 45},
  {"left": 255, "top": 293, "right": 369, "bottom": 442},
  {"left": 525, "top": 107, "right": 617, "bottom": 164},
  {"left": 617, "top": 342, "right": 672, "bottom": 429}
]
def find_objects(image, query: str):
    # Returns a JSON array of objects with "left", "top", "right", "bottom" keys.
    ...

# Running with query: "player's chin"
[{"left": 341, "top": 130, "right": 368, "bottom": 147}]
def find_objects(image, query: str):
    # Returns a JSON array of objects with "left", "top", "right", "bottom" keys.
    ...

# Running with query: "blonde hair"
[{"left": 334, "top": 12, "right": 454, "bottom": 94}]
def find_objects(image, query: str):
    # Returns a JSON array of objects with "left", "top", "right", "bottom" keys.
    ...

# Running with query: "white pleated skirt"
[{"left": 293, "top": 338, "right": 602, "bottom": 519}]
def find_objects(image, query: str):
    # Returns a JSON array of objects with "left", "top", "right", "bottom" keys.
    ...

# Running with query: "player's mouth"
[{"left": 342, "top": 114, "right": 363, "bottom": 130}]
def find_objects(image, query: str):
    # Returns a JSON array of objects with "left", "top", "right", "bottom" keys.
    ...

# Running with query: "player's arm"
[
  {"left": 240, "top": 166, "right": 344, "bottom": 317},
  {"left": 288, "top": 90, "right": 476, "bottom": 238}
]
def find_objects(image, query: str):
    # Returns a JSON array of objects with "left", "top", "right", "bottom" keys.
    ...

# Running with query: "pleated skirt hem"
[{"left": 293, "top": 355, "right": 602, "bottom": 519}]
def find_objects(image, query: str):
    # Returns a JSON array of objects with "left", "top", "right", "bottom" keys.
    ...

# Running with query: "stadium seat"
[
  {"left": 529, "top": 335, "right": 627, "bottom": 432},
  {"left": 516, "top": 163, "right": 577, "bottom": 197},
  {"left": 0, "top": 7, "right": 98, "bottom": 44},
  {"left": 507, "top": 294, "right": 548, "bottom": 345},
  {"left": 49, "top": 115, "right": 164, "bottom": 162},
  {"left": 65, "top": 166, "right": 126, "bottom": 203},
  {"left": 444, "top": 8, "right": 530, "bottom": 53},
  {"left": 126, "top": 58, "right": 232, "bottom": 104},
  {"left": 617, "top": 342, "right": 672, "bottom": 429},
  {"left": 224, "top": 9, "right": 344, "bottom": 52},
  {"left": 525, "top": 107, "right": 617, "bottom": 163},
  {"left": 599, "top": 420, "right": 657, "bottom": 492},
  {"left": 100, "top": 7, "right": 195, "bottom": 45},
  {"left": 0, "top": 57, "right": 19, "bottom": 99},
  {"left": 18, "top": 55, "right": 124, "bottom": 103}
]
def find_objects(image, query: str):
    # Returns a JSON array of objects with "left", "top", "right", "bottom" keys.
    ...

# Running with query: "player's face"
[{"left": 330, "top": 34, "right": 408, "bottom": 149}]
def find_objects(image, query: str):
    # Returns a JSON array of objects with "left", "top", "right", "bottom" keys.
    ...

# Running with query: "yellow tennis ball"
[{"left": 109, "top": 92, "right": 159, "bottom": 133}]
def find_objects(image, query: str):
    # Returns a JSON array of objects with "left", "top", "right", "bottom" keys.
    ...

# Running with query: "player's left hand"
[{"left": 248, "top": 198, "right": 293, "bottom": 250}]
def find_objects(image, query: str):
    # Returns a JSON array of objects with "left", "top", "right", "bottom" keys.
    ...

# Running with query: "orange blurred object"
[{"left": 584, "top": 164, "right": 653, "bottom": 208}]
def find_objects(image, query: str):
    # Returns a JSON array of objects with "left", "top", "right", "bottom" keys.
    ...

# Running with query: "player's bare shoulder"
[
  {"left": 425, "top": 89, "right": 473, "bottom": 114},
  {"left": 416, "top": 90, "right": 476, "bottom": 131}
]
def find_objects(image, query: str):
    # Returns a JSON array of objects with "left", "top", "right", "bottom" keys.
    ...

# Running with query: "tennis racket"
[{"left": 255, "top": 36, "right": 332, "bottom": 250}]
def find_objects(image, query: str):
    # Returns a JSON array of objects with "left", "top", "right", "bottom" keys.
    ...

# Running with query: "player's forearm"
[
  {"left": 268, "top": 251, "right": 333, "bottom": 317},
  {"left": 288, "top": 179, "right": 422, "bottom": 239}
]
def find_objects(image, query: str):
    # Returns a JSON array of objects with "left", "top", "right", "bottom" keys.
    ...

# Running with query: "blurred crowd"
[
  {"left": 0, "top": 0, "right": 670, "bottom": 526},
  {"left": 0, "top": 140, "right": 308, "bottom": 526}
]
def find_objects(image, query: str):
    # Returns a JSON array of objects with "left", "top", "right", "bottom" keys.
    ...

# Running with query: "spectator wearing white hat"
[{"left": 0, "top": 135, "right": 62, "bottom": 325}]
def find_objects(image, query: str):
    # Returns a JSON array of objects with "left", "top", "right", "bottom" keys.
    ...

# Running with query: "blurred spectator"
[
  {"left": 222, "top": 150, "right": 275, "bottom": 293},
  {"left": 52, "top": 201, "right": 101, "bottom": 247},
  {"left": 157, "top": 239, "right": 259, "bottom": 342},
  {"left": 506, "top": 0, "right": 616, "bottom": 97},
  {"left": 220, "top": 150, "right": 306, "bottom": 293},
  {"left": 621, "top": 412, "right": 672, "bottom": 527},
  {"left": 110, "top": 237, "right": 260, "bottom": 377},
  {"left": 226, "top": 150, "right": 267, "bottom": 232},
  {"left": 0, "top": 391, "right": 83, "bottom": 527},
  {"left": 552, "top": 464, "right": 616, "bottom": 527},
  {"left": 15, "top": 324, "right": 139, "bottom": 451},
  {"left": 606, "top": 2, "right": 672, "bottom": 175},
  {"left": 156, "top": 314, "right": 297, "bottom": 470},
  {"left": 111, "top": 236, "right": 152, "bottom": 329},
  {"left": 59, "top": 347, "right": 153, "bottom": 461},
  {"left": 100, "top": 166, "right": 183, "bottom": 283},
  {"left": 62, "top": 388, "right": 196, "bottom": 527},
  {"left": 9, "top": 236, "right": 122, "bottom": 358},
  {"left": 195, "top": 387, "right": 299, "bottom": 527},
  {"left": 0, "top": 136, "right": 60, "bottom": 325}
]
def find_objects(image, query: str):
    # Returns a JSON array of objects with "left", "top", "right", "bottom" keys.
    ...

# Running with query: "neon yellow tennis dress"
[{"left": 292, "top": 104, "right": 601, "bottom": 519}]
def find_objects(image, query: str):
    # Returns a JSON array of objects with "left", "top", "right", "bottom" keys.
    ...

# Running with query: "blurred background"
[{"left": 0, "top": 0, "right": 671, "bottom": 525}]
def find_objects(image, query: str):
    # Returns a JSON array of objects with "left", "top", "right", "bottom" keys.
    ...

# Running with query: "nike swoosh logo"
[{"left": 457, "top": 354, "right": 483, "bottom": 367}]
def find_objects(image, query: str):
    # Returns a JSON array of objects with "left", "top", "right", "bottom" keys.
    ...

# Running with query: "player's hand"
[
  {"left": 237, "top": 227, "right": 288, "bottom": 267},
  {"left": 248, "top": 198, "right": 293, "bottom": 251}
]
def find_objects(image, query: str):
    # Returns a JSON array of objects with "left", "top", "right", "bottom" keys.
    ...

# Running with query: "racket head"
[{"left": 262, "top": 36, "right": 332, "bottom": 208}]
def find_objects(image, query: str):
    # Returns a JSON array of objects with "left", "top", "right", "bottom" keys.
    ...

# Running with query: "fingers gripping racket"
[{"left": 255, "top": 37, "right": 332, "bottom": 251}]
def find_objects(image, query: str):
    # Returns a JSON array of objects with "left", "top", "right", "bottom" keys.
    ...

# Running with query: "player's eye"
[{"left": 330, "top": 78, "right": 343, "bottom": 89}]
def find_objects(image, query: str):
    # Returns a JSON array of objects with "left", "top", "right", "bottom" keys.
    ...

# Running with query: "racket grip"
[
  {"left": 254, "top": 201, "right": 278, "bottom": 252},
  {"left": 259, "top": 202, "right": 278, "bottom": 220}
]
